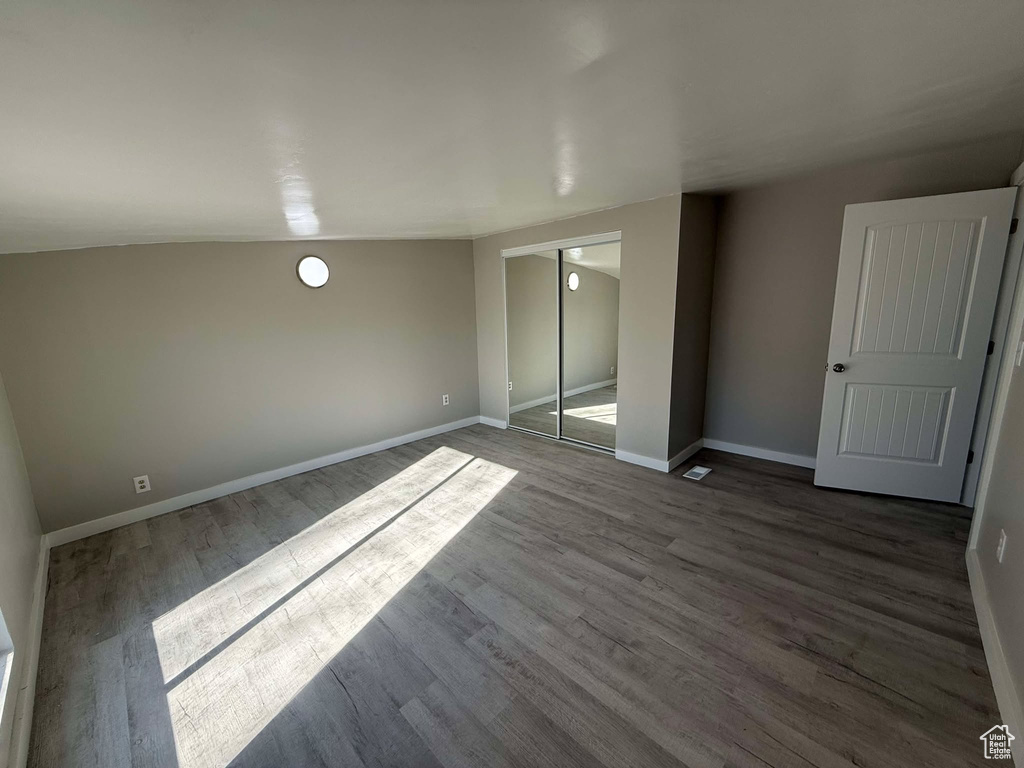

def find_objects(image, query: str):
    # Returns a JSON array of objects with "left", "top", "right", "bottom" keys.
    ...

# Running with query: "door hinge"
[
  {"left": 967, "top": 450, "right": 975, "bottom": 465},
  {"left": 988, "top": 339, "right": 996, "bottom": 355},
  {"left": 1011, "top": 218, "right": 1019, "bottom": 235}
]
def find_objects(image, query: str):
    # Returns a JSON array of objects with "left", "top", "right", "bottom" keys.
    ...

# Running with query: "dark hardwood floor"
[{"left": 29, "top": 424, "right": 995, "bottom": 768}]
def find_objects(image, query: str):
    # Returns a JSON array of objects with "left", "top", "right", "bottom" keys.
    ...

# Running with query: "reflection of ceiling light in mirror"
[
  {"left": 567, "top": 272, "right": 580, "bottom": 291},
  {"left": 567, "top": 247, "right": 582, "bottom": 259}
]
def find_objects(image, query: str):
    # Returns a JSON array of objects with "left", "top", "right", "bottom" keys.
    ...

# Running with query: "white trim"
[
  {"left": 502, "top": 253, "right": 514, "bottom": 434},
  {"left": 971, "top": 187, "right": 1024, "bottom": 548},
  {"left": 8, "top": 536, "right": 48, "bottom": 768},
  {"left": 45, "top": 416, "right": 481, "bottom": 548},
  {"left": 615, "top": 449, "right": 669, "bottom": 472},
  {"left": 500, "top": 231, "right": 622, "bottom": 260},
  {"left": 1011, "top": 159, "right": 1024, "bottom": 188},
  {"left": 508, "top": 379, "right": 618, "bottom": 414},
  {"left": 565, "top": 378, "right": 616, "bottom": 399},
  {"left": 702, "top": 439, "right": 816, "bottom": 469},
  {"left": 967, "top": 550, "right": 1023, "bottom": 760},
  {"left": 509, "top": 394, "right": 557, "bottom": 414},
  {"left": 556, "top": 251, "right": 563, "bottom": 439},
  {"left": 962, "top": 186, "right": 1023, "bottom": 506},
  {"left": 667, "top": 438, "right": 704, "bottom": 472},
  {"left": 478, "top": 416, "right": 507, "bottom": 429}
]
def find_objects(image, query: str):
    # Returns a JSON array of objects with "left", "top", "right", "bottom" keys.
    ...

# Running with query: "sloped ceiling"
[{"left": 2, "top": 0, "right": 1023, "bottom": 253}]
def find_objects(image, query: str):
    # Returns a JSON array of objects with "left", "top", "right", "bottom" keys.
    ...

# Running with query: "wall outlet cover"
[
  {"left": 133, "top": 474, "right": 151, "bottom": 494},
  {"left": 682, "top": 466, "right": 712, "bottom": 480},
  {"left": 997, "top": 529, "right": 1008, "bottom": 563}
]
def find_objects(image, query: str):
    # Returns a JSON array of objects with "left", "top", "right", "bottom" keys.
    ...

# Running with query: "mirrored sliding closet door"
[
  {"left": 560, "top": 243, "right": 620, "bottom": 450},
  {"left": 503, "top": 236, "right": 620, "bottom": 452},
  {"left": 504, "top": 251, "right": 559, "bottom": 437}
]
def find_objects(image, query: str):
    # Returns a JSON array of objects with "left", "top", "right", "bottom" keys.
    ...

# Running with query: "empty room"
[{"left": 3, "top": 2, "right": 1024, "bottom": 767}]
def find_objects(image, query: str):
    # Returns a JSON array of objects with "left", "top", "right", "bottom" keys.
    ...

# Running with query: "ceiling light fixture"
[{"left": 297, "top": 255, "right": 330, "bottom": 288}]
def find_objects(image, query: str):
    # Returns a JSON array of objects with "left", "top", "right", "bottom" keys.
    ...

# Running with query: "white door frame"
[
  {"left": 500, "top": 231, "right": 621, "bottom": 259},
  {"left": 962, "top": 160, "right": 1024, "bottom": 768},
  {"left": 962, "top": 190, "right": 1024, "bottom": 505},
  {"left": 970, "top": 166, "right": 1024, "bottom": 537}
]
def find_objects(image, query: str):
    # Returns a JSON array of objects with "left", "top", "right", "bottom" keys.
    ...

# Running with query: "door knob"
[{"left": 832, "top": 363, "right": 846, "bottom": 373}]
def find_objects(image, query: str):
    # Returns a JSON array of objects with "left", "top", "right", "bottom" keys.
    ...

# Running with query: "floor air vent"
[{"left": 682, "top": 466, "right": 712, "bottom": 480}]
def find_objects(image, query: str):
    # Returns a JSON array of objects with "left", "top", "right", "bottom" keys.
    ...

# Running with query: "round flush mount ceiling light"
[
  {"left": 567, "top": 271, "right": 580, "bottom": 291},
  {"left": 296, "top": 255, "right": 330, "bottom": 288}
]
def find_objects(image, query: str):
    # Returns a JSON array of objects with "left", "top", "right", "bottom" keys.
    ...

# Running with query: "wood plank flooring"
[
  {"left": 509, "top": 385, "right": 617, "bottom": 449},
  {"left": 29, "top": 425, "right": 996, "bottom": 768}
]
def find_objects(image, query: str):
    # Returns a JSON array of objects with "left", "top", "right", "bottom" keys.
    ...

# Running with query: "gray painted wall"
[
  {"left": 705, "top": 133, "right": 1024, "bottom": 458},
  {"left": 475, "top": 195, "right": 681, "bottom": 462},
  {"left": 668, "top": 195, "right": 718, "bottom": 459},
  {"left": 0, "top": 240, "right": 479, "bottom": 532},
  {"left": 0, "top": 371, "right": 42, "bottom": 768}
]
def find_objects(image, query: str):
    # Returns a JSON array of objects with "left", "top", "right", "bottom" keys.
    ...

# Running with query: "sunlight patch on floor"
[
  {"left": 164, "top": 455, "right": 515, "bottom": 768},
  {"left": 152, "top": 447, "right": 474, "bottom": 683},
  {"left": 549, "top": 403, "right": 617, "bottom": 425}
]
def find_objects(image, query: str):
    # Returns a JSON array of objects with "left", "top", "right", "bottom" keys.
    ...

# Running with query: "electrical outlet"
[
  {"left": 997, "top": 529, "right": 1008, "bottom": 563},
  {"left": 508, "top": 381, "right": 513, "bottom": 392},
  {"left": 610, "top": 366, "right": 615, "bottom": 376},
  {"left": 1016, "top": 340, "right": 1024, "bottom": 368},
  {"left": 134, "top": 474, "right": 151, "bottom": 494},
  {"left": 442, "top": 393, "right": 450, "bottom": 406}
]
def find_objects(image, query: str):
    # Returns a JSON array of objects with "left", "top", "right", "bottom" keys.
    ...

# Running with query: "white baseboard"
[
  {"left": 967, "top": 549, "right": 1023, "bottom": 759},
  {"left": 478, "top": 416, "right": 507, "bottom": 429},
  {"left": 702, "top": 439, "right": 816, "bottom": 469},
  {"left": 615, "top": 449, "right": 669, "bottom": 473},
  {"left": 46, "top": 416, "right": 482, "bottom": 548},
  {"left": 564, "top": 378, "right": 616, "bottom": 399},
  {"left": 668, "top": 438, "right": 704, "bottom": 472},
  {"left": 508, "top": 379, "right": 617, "bottom": 414},
  {"left": 8, "top": 536, "right": 48, "bottom": 768},
  {"left": 509, "top": 395, "right": 556, "bottom": 414},
  {"left": 617, "top": 437, "right": 705, "bottom": 474}
]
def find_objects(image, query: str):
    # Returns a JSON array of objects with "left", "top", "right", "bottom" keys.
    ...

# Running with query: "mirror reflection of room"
[
  {"left": 560, "top": 242, "right": 620, "bottom": 449},
  {"left": 505, "top": 251, "right": 558, "bottom": 437}
]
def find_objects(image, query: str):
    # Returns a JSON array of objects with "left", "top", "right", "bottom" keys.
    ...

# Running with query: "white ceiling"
[{"left": 2, "top": 0, "right": 1024, "bottom": 254}]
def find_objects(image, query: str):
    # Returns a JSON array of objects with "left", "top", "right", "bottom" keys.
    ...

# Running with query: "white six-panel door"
[{"left": 814, "top": 187, "right": 1017, "bottom": 502}]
